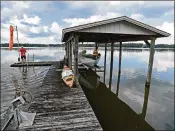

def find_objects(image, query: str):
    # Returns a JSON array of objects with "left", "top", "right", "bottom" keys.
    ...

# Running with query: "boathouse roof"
[{"left": 62, "top": 16, "right": 171, "bottom": 42}]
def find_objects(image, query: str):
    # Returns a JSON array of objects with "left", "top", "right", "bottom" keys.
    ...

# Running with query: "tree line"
[{"left": 1, "top": 43, "right": 174, "bottom": 48}]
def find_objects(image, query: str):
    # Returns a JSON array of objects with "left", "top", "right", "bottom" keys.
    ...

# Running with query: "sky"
[{"left": 1, "top": 1, "right": 174, "bottom": 44}]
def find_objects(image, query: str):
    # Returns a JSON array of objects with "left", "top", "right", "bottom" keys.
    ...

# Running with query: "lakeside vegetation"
[{"left": 1, "top": 43, "right": 174, "bottom": 48}]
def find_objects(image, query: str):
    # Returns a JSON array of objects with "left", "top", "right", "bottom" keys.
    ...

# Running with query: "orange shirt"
[
  {"left": 93, "top": 50, "right": 98, "bottom": 56},
  {"left": 20, "top": 48, "right": 26, "bottom": 56}
]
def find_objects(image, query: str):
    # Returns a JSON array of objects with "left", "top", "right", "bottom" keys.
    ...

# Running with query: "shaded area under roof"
[{"left": 62, "top": 16, "right": 170, "bottom": 43}]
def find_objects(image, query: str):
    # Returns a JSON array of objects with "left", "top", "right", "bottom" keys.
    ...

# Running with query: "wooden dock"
[
  {"left": 6, "top": 61, "right": 102, "bottom": 130},
  {"left": 10, "top": 61, "right": 59, "bottom": 67}
]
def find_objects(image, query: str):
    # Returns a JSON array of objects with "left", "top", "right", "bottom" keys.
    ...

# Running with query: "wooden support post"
[
  {"left": 144, "top": 40, "right": 151, "bottom": 48},
  {"left": 65, "top": 43, "right": 67, "bottom": 57},
  {"left": 95, "top": 42, "right": 98, "bottom": 50},
  {"left": 73, "top": 34, "right": 79, "bottom": 77},
  {"left": 67, "top": 41, "right": 70, "bottom": 67},
  {"left": 109, "top": 42, "right": 114, "bottom": 90},
  {"left": 141, "top": 37, "right": 156, "bottom": 119},
  {"left": 103, "top": 43, "right": 107, "bottom": 83},
  {"left": 69, "top": 40, "right": 72, "bottom": 69},
  {"left": 116, "top": 42, "right": 122, "bottom": 96}
]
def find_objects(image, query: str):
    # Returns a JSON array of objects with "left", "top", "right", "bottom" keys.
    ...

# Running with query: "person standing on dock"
[{"left": 19, "top": 46, "right": 26, "bottom": 63}]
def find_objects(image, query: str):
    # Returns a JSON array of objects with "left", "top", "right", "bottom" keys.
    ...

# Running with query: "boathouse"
[
  {"left": 62, "top": 16, "right": 170, "bottom": 125},
  {"left": 62, "top": 15, "right": 170, "bottom": 91}
]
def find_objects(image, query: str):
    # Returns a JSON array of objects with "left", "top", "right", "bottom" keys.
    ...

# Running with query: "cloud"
[
  {"left": 63, "top": 12, "right": 121, "bottom": 27},
  {"left": 22, "top": 14, "right": 41, "bottom": 25},
  {"left": 65, "top": 1, "right": 173, "bottom": 15},
  {"left": 29, "top": 26, "right": 42, "bottom": 34},
  {"left": 50, "top": 22, "right": 62, "bottom": 35},
  {"left": 164, "top": 9, "right": 174, "bottom": 16},
  {"left": 131, "top": 14, "right": 144, "bottom": 21},
  {"left": 121, "top": 51, "right": 174, "bottom": 72},
  {"left": 43, "top": 26, "right": 48, "bottom": 33},
  {"left": 1, "top": 1, "right": 174, "bottom": 44},
  {"left": 156, "top": 22, "right": 174, "bottom": 44}
]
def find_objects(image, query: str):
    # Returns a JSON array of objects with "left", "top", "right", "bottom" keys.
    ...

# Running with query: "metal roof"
[{"left": 62, "top": 16, "right": 171, "bottom": 42}]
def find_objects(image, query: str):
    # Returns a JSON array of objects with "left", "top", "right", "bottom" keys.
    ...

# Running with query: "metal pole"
[
  {"left": 33, "top": 53, "right": 34, "bottom": 67},
  {"left": 16, "top": 26, "right": 20, "bottom": 62},
  {"left": 116, "top": 42, "right": 122, "bottom": 96},
  {"left": 27, "top": 53, "right": 29, "bottom": 67},
  {"left": 109, "top": 42, "right": 114, "bottom": 90},
  {"left": 103, "top": 43, "right": 107, "bottom": 83}
]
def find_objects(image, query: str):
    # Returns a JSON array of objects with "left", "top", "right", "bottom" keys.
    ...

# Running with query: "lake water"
[{"left": 1, "top": 47, "right": 174, "bottom": 130}]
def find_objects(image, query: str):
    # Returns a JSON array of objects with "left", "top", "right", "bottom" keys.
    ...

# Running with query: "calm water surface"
[{"left": 1, "top": 47, "right": 174, "bottom": 130}]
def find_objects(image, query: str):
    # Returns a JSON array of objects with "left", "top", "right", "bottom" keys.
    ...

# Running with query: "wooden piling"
[
  {"left": 73, "top": 34, "right": 79, "bottom": 77},
  {"left": 69, "top": 40, "right": 72, "bottom": 69},
  {"left": 141, "top": 37, "right": 156, "bottom": 119},
  {"left": 116, "top": 42, "right": 122, "bottom": 96},
  {"left": 103, "top": 43, "right": 107, "bottom": 83},
  {"left": 95, "top": 42, "right": 98, "bottom": 50},
  {"left": 109, "top": 42, "right": 114, "bottom": 90},
  {"left": 67, "top": 42, "right": 69, "bottom": 64}
]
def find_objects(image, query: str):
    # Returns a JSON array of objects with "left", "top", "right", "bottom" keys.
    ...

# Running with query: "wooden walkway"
[
  {"left": 12, "top": 62, "right": 101, "bottom": 130},
  {"left": 10, "top": 61, "right": 59, "bottom": 67}
]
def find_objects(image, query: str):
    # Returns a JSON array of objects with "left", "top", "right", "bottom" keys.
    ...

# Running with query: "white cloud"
[
  {"left": 131, "top": 14, "right": 144, "bottom": 21},
  {"left": 22, "top": 14, "right": 41, "bottom": 25},
  {"left": 50, "top": 22, "right": 62, "bottom": 35},
  {"left": 63, "top": 12, "right": 121, "bottom": 27},
  {"left": 12, "top": 1, "right": 30, "bottom": 9},
  {"left": 29, "top": 26, "right": 41, "bottom": 34},
  {"left": 43, "top": 26, "right": 48, "bottom": 33},
  {"left": 1, "top": 15, "right": 61, "bottom": 44},
  {"left": 164, "top": 9, "right": 174, "bottom": 16},
  {"left": 1, "top": 1, "right": 174, "bottom": 44},
  {"left": 156, "top": 22, "right": 174, "bottom": 44},
  {"left": 121, "top": 51, "right": 174, "bottom": 72},
  {"left": 65, "top": 1, "right": 173, "bottom": 15}
]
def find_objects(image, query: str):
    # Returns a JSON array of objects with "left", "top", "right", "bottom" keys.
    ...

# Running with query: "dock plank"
[
  {"left": 17, "top": 62, "right": 102, "bottom": 130},
  {"left": 10, "top": 61, "right": 59, "bottom": 67}
]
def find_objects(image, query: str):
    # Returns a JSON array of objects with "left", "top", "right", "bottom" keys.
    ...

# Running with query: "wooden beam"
[
  {"left": 116, "top": 42, "right": 122, "bottom": 96},
  {"left": 103, "top": 43, "right": 107, "bottom": 83},
  {"left": 65, "top": 35, "right": 74, "bottom": 44},
  {"left": 141, "top": 37, "right": 156, "bottom": 119},
  {"left": 109, "top": 42, "right": 114, "bottom": 90},
  {"left": 144, "top": 40, "right": 151, "bottom": 47},
  {"left": 117, "top": 36, "right": 153, "bottom": 43}
]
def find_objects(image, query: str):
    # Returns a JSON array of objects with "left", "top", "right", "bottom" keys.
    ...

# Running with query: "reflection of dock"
[{"left": 10, "top": 61, "right": 59, "bottom": 67}]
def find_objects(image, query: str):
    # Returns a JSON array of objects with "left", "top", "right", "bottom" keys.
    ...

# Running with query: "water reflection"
[{"left": 81, "top": 69, "right": 154, "bottom": 130}]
